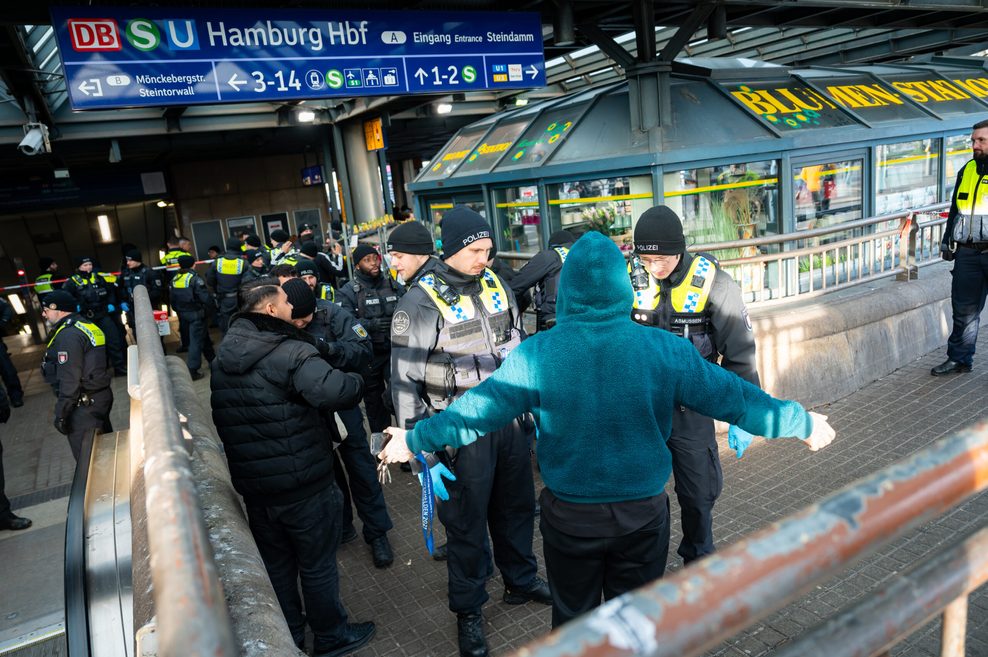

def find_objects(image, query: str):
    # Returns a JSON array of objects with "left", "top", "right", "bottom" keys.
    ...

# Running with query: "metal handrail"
[
  {"left": 132, "top": 286, "right": 236, "bottom": 657},
  {"left": 510, "top": 420, "right": 988, "bottom": 657}
]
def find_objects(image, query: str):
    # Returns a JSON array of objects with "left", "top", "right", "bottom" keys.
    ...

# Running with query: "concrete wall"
[
  {"left": 172, "top": 153, "right": 329, "bottom": 240},
  {"left": 752, "top": 262, "right": 982, "bottom": 407}
]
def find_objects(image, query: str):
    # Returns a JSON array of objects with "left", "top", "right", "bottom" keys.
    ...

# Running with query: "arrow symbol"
[
  {"left": 78, "top": 78, "right": 103, "bottom": 97},
  {"left": 227, "top": 73, "right": 246, "bottom": 91},
  {"left": 414, "top": 68, "right": 427, "bottom": 84},
  {"left": 527, "top": 65, "right": 538, "bottom": 79}
]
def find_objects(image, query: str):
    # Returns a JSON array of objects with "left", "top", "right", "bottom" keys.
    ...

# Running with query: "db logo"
[{"left": 68, "top": 19, "right": 122, "bottom": 51}]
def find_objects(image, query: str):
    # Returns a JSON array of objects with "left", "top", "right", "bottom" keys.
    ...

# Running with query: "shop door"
[{"left": 261, "top": 212, "right": 290, "bottom": 246}]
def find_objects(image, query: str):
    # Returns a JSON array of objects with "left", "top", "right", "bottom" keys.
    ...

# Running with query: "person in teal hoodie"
[{"left": 380, "top": 231, "right": 836, "bottom": 628}]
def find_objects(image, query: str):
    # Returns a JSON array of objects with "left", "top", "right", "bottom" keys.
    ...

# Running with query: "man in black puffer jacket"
[{"left": 210, "top": 276, "right": 376, "bottom": 657}]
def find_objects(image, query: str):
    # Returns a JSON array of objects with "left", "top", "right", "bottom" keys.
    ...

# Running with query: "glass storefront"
[
  {"left": 547, "top": 175, "right": 653, "bottom": 252},
  {"left": 494, "top": 186, "right": 541, "bottom": 254},
  {"left": 664, "top": 160, "right": 780, "bottom": 246},
  {"left": 426, "top": 196, "right": 487, "bottom": 248},
  {"left": 792, "top": 159, "right": 863, "bottom": 233},
  {"left": 875, "top": 139, "right": 940, "bottom": 215},
  {"left": 945, "top": 133, "right": 972, "bottom": 200}
]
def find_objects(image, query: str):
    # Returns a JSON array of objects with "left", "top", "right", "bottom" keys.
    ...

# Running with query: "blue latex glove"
[
  {"left": 728, "top": 425, "right": 755, "bottom": 459},
  {"left": 107, "top": 304, "right": 116, "bottom": 312},
  {"left": 120, "top": 302, "right": 130, "bottom": 312},
  {"left": 417, "top": 463, "right": 457, "bottom": 501}
]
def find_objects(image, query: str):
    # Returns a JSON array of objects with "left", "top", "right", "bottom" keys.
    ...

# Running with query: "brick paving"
[{"left": 1, "top": 326, "right": 987, "bottom": 656}]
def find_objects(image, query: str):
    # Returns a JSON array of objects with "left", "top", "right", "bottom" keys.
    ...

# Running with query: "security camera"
[{"left": 19, "top": 123, "right": 51, "bottom": 156}]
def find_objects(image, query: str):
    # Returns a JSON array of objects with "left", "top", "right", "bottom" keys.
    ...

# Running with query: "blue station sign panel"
[{"left": 49, "top": 6, "right": 546, "bottom": 110}]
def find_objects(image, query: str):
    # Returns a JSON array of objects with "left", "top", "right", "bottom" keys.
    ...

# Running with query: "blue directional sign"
[{"left": 49, "top": 6, "right": 546, "bottom": 110}]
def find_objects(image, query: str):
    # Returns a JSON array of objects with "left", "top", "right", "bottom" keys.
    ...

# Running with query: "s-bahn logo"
[{"left": 66, "top": 18, "right": 200, "bottom": 52}]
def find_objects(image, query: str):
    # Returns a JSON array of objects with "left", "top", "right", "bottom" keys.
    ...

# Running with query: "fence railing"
[
  {"left": 510, "top": 420, "right": 988, "bottom": 657},
  {"left": 131, "top": 286, "right": 237, "bottom": 657},
  {"left": 500, "top": 202, "right": 951, "bottom": 306}
]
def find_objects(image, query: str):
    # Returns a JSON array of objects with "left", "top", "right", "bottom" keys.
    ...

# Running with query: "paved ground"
[{"left": 1, "top": 324, "right": 986, "bottom": 657}]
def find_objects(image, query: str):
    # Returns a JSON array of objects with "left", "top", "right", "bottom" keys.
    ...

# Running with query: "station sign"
[{"left": 49, "top": 6, "right": 545, "bottom": 110}]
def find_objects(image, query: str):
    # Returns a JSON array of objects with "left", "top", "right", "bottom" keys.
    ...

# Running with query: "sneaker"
[
  {"left": 503, "top": 576, "right": 552, "bottom": 605},
  {"left": 313, "top": 622, "right": 376, "bottom": 657},
  {"left": 370, "top": 535, "right": 394, "bottom": 569},
  {"left": 0, "top": 514, "right": 32, "bottom": 531}
]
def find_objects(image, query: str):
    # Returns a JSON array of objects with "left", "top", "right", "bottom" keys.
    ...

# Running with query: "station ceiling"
[{"left": 2, "top": 0, "right": 988, "bottom": 185}]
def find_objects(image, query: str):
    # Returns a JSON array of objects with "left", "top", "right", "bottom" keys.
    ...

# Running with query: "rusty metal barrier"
[
  {"left": 132, "top": 285, "right": 237, "bottom": 657},
  {"left": 510, "top": 420, "right": 988, "bottom": 657}
]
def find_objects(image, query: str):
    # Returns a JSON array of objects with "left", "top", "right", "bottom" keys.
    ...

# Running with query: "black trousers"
[
  {"left": 246, "top": 484, "right": 349, "bottom": 653},
  {"left": 335, "top": 406, "right": 393, "bottom": 541},
  {"left": 0, "top": 341, "right": 23, "bottom": 404},
  {"left": 668, "top": 409, "right": 723, "bottom": 564},
  {"left": 67, "top": 388, "right": 113, "bottom": 462},
  {"left": 539, "top": 496, "right": 670, "bottom": 628},
  {"left": 438, "top": 420, "right": 538, "bottom": 614},
  {"left": 362, "top": 350, "right": 392, "bottom": 433},
  {"left": 947, "top": 246, "right": 988, "bottom": 365},
  {"left": 0, "top": 436, "right": 12, "bottom": 520},
  {"left": 93, "top": 315, "right": 127, "bottom": 373},
  {"left": 178, "top": 311, "right": 214, "bottom": 374},
  {"left": 216, "top": 295, "right": 238, "bottom": 335}
]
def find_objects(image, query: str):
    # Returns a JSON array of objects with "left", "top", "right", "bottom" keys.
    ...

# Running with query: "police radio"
[
  {"left": 630, "top": 256, "right": 649, "bottom": 291},
  {"left": 435, "top": 280, "right": 460, "bottom": 306}
]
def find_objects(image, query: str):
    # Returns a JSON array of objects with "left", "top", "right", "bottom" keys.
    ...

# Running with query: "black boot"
[
  {"left": 931, "top": 359, "right": 972, "bottom": 376},
  {"left": 313, "top": 622, "right": 375, "bottom": 657},
  {"left": 503, "top": 576, "right": 552, "bottom": 605},
  {"left": 370, "top": 535, "right": 394, "bottom": 568},
  {"left": 456, "top": 613, "right": 488, "bottom": 657}
]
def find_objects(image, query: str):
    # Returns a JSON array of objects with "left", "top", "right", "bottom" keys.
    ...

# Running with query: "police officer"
[
  {"left": 244, "top": 234, "right": 271, "bottom": 265},
  {"left": 62, "top": 257, "right": 127, "bottom": 376},
  {"left": 171, "top": 255, "right": 215, "bottom": 380},
  {"left": 35, "top": 257, "right": 60, "bottom": 304},
  {"left": 933, "top": 118, "right": 988, "bottom": 376},
  {"left": 269, "top": 229, "right": 299, "bottom": 267},
  {"left": 118, "top": 250, "right": 163, "bottom": 341},
  {"left": 390, "top": 207, "right": 549, "bottom": 657},
  {"left": 385, "top": 221, "right": 436, "bottom": 286},
  {"left": 240, "top": 249, "right": 268, "bottom": 287},
  {"left": 509, "top": 230, "right": 575, "bottom": 331},
  {"left": 40, "top": 290, "right": 113, "bottom": 461},
  {"left": 0, "top": 298, "right": 24, "bottom": 408},
  {"left": 339, "top": 245, "right": 403, "bottom": 443},
  {"left": 161, "top": 236, "right": 193, "bottom": 352},
  {"left": 629, "top": 205, "right": 759, "bottom": 565},
  {"left": 207, "top": 238, "right": 247, "bottom": 334}
]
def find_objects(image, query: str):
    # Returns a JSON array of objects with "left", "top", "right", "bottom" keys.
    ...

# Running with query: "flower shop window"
[
  {"left": 945, "top": 133, "right": 971, "bottom": 201},
  {"left": 663, "top": 160, "right": 780, "bottom": 246},
  {"left": 876, "top": 138, "right": 940, "bottom": 215},
  {"left": 547, "top": 175, "right": 653, "bottom": 252},
  {"left": 494, "top": 186, "right": 541, "bottom": 254}
]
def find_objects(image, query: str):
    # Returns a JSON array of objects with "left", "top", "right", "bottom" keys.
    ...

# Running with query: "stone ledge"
[{"left": 750, "top": 262, "right": 984, "bottom": 406}]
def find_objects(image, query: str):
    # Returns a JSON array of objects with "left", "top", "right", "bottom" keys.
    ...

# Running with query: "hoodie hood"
[
  {"left": 215, "top": 312, "right": 315, "bottom": 374},
  {"left": 556, "top": 232, "right": 633, "bottom": 322}
]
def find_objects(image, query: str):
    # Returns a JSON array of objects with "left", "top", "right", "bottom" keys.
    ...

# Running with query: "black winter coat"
[{"left": 210, "top": 312, "right": 364, "bottom": 506}]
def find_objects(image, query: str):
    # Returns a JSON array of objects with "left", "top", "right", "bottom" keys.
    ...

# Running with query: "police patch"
[
  {"left": 57, "top": 351, "right": 68, "bottom": 364},
  {"left": 352, "top": 323, "right": 369, "bottom": 338},
  {"left": 392, "top": 310, "right": 411, "bottom": 335},
  {"left": 742, "top": 306, "right": 753, "bottom": 332}
]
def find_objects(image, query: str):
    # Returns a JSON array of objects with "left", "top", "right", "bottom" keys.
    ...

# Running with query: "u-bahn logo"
[{"left": 66, "top": 18, "right": 199, "bottom": 52}]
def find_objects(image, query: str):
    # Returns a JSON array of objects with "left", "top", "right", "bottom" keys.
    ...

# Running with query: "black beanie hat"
[
  {"left": 43, "top": 290, "right": 77, "bottom": 312},
  {"left": 386, "top": 221, "right": 434, "bottom": 255},
  {"left": 39, "top": 257, "right": 55, "bottom": 271},
  {"left": 282, "top": 278, "right": 316, "bottom": 319},
  {"left": 634, "top": 206, "right": 686, "bottom": 255},
  {"left": 294, "top": 259, "right": 318, "bottom": 278},
  {"left": 125, "top": 249, "right": 142, "bottom": 262},
  {"left": 440, "top": 206, "right": 493, "bottom": 260},
  {"left": 177, "top": 255, "right": 196, "bottom": 269},
  {"left": 299, "top": 241, "right": 319, "bottom": 257},
  {"left": 75, "top": 256, "right": 93, "bottom": 268},
  {"left": 548, "top": 230, "right": 576, "bottom": 247},
  {"left": 245, "top": 234, "right": 262, "bottom": 248},
  {"left": 225, "top": 237, "right": 242, "bottom": 251},
  {"left": 246, "top": 249, "right": 263, "bottom": 262},
  {"left": 351, "top": 244, "right": 378, "bottom": 264},
  {"left": 270, "top": 229, "right": 290, "bottom": 243}
]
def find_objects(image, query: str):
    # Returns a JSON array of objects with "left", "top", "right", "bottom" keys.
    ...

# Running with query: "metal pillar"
[{"left": 331, "top": 122, "right": 355, "bottom": 228}]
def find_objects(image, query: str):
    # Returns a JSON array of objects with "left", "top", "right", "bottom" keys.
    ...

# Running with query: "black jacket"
[
  {"left": 210, "top": 312, "right": 364, "bottom": 506},
  {"left": 509, "top": 249, "right": 567, "bottom": 323},
  {"left": 119, "top": 264, "right": 163, "bottom": 306},
  {"left": 305, "top": 299, "right": 373, "bottom": 373},
  {"left": 42, "top": 315, "right": 112, "bottom": 423},
  {"left": 338, "top": 270, "right": 404, "bottom": 348}
]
